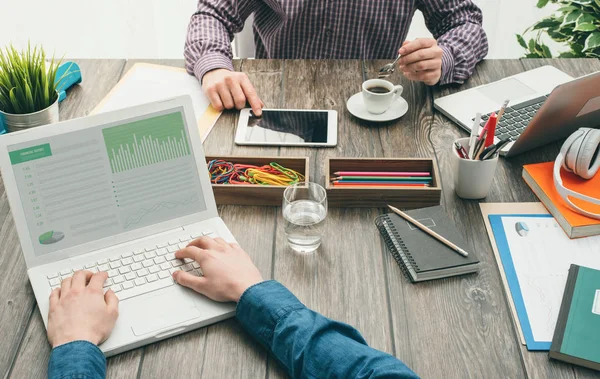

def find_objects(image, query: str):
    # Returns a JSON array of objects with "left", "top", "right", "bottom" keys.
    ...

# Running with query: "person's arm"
[
  {"left": 47, "top": 271, "right": 119, "bottom": 379},
  {"left": 185, "top": 0, "right": 263, "bottom": 114},
  {"left": 173, "top": 238, "right": 419, "bottom": 379},
  {"left": 413, "top": 0, "right": 488, "bottom": 85}
]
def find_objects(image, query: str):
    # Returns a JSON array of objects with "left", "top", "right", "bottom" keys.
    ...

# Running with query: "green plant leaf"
[
  {"left": 559, "top": 51, "right": 578, "bottom": 57},
  {"left": 537, "top": 0, "right": 550, "bottom": 7},
  {"left": 576, "top": 13, "right": 596, "bottom": 25},
  {"left": 532, "top": 17, "right": 562, "bottom": 29},
  {"left": 516, "top": 34, "right": 528, "bottom": 48},
  {"left": 571, "top": 0, "right": 593, "bottom": 4},
  {"left": 595, "top": 0, "right": 600, "bottom": 9},
  {"left": 0, "top": 43, "right": 60, "bottom": 114},
  {"left": 541, "top": 44, "right": 553, "bottom": 57},
  {"left": 557, "top": 5, "right": 580, "bottom": 12},
  {"left": 583, "top": 31, "right": 600, "bottom": 50},
  {"left": 562, "top": 10, "right": 584, "bottom": 25},
  {"left": 574, "top": 22, "right": 597, "bottom": 31}
]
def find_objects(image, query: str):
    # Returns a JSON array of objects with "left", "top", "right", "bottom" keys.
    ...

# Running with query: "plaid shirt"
[{"left": 185, "top": 0, "right": 488, "bottom": 85}]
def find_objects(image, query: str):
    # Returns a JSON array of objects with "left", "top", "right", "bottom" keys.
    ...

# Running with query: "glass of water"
[{"left": 283, "top": 182, "right": 327, "bottom": 254}]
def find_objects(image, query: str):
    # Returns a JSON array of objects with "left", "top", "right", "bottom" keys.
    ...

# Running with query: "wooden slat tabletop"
[{"left": 1, "top": 58, "right": 599, "bottom": 379}]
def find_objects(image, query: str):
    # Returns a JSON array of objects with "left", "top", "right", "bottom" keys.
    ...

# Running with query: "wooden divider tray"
[
  {"left": 325, "top": 158, "right": 441, "bottom": 208},
  {"left": 206, "top": 156, "right": 309, "bottom": 206}
]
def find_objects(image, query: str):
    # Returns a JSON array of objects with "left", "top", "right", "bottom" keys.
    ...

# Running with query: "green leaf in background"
[
  {"left": 532, "top": 17, "right": 562, "bottom": 29},
  {"left": 576, "top": 13, "right": 596, "bottom": 25},
  {"left": 571, "top": 0, "right": 593, "bottom": 4},
  {"left": 537, "top": 0, "right": 550, "bottom": 7},
  {"left": 517, "top": 34, "right": 528, "bottom": 48},
  {"left": 595, "top": 0, "right": 600, "bottom": 9},
  {"left": 574, "top": 22, "right": 597, "bottom": 31},
  {"left": 562, "top": 10, "right": 584, "bottom": 25},
  {"left": 559, "top": 51, "right": 579, "bottom": 57},
  {"left": 584, "top": 31, "right": 600, "bottom": 51},
  {"left": 541, "top": 44, "right": 553, "bottom": 57},
  {"left": 557, "top": 5, "right": 579, "bottom": 12}
]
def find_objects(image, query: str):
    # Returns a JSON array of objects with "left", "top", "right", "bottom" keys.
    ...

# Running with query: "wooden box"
[
  {"left": 206, "top": 156, "right": 309, "bottom": 206},
  {"left": 325, "top": 158, "right": 441, "bottom": 208}
]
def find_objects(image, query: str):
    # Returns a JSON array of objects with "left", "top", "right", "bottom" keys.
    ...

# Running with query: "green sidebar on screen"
[{"left": 7, "top": 111, "right": 207, "bottom": 257}]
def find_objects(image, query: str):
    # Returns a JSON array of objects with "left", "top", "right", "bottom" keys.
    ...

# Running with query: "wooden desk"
[{"left": 1, "top": 59, "right": 598, "bottom": 379}]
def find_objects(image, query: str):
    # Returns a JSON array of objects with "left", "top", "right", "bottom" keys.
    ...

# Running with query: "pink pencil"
[{"left": 333, "top": 171, "right": 431, "bottom": 177}]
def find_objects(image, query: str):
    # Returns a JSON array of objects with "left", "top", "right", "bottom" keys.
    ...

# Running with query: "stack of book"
[{"left": 522, "top": 162, "right": 600, "bottom": 238}]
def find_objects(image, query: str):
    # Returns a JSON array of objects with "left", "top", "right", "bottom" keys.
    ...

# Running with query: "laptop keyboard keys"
[
  {"left": 49, "top": 278, "right": 60, "bottom": 286},
  {"left": 47, "top": 272, "right": 59, "bottom": 279},
  {"left": 134, "top": 277, "right": 146, "bottom": 286},
  {"left": 59, "top": 268, "right": 72, "bottom": 276},
  {"left": 122, "top": 281, "right": 134, "bottom": 290},
  {"left": 125, "top": 272, "right": 137, "bottom": 281},
  {"left": 158, "top": 271, "right": 170, "bottom": 279}
]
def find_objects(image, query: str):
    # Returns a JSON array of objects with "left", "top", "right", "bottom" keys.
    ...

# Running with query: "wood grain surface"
[{"left": 2, "top": 58, "right": 599, "bottom": 379}]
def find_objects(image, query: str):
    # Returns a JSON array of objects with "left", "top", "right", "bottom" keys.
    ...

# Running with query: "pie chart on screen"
[{"left": 39, "top": 231, "right": 65, "bottom": 245}]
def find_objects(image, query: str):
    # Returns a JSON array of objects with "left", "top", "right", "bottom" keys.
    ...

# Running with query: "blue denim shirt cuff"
[
  {"left": 48, "top": 340, "right": 106, "bottom": 379},
  {"left": 236, "top": 280, "right": 305, "bottom": 348}
]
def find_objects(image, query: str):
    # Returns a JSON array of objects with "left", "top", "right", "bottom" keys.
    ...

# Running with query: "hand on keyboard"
[
  {"left": 172, "top": 237, "right": 264, "bottom": 302},
  {"left": 47, "top": 271, "right": 119, "bottom": 348}
]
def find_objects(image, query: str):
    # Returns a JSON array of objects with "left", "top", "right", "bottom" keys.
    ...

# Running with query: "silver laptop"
[
  {"left": 434, "top": 65, "right": 575, "bottom": 156},
  {"left": 0, "top": 95, "right": 235, "bottom": 356}
]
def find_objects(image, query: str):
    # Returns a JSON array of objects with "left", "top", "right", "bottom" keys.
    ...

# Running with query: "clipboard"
[
  {"left": 92, "top": 63, "right": 221, "bottom": 142},
  {"left": 479, "top": 202, "right": 549, "bottom": 346}
]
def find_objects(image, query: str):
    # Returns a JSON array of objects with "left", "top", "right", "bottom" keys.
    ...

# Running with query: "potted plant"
[
  {"left": 0, "top": 44, "right": 62, "bottom": 133},
  {"left": 517, "top": 0, "right": 600, "bottom": 58}
]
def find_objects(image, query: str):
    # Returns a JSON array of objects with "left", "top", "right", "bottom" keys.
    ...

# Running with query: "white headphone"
[{"left": 553, "top": 127, "right": 600, "bottom": 219}]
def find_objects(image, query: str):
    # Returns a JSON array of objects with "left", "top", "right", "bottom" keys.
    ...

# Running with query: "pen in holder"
[{"left": 452, "top": 137, "right": 498, "bottom": 199}]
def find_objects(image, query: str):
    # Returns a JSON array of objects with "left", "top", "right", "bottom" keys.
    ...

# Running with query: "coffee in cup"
[{"left": 362, "top": 79, "right": 403, "bottom": 114}]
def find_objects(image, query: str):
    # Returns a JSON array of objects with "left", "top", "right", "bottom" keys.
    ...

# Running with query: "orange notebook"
[{"left": 523, "top": 162, "right": 600, "bottom": 238}]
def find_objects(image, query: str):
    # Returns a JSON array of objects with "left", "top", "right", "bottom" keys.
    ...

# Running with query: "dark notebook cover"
[
  {"left": 550, "top": 264, "right": 600, "bottom": 371},
  {"left": 376, "top": 206, "right": 479, "bottom": 281}
]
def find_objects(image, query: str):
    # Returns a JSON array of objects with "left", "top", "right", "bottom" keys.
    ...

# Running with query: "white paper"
[
  {"left": 501, "top": 216, "right": 600, "bottom": 342},
  {"left": 93, "top": 64, "right": 220, "bottom": 141}
]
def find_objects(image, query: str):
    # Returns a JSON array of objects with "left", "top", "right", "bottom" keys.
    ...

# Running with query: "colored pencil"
[
  {"left": 332, "top": 183, "right": 429, "bottom": 187},
  {"left": 332, "top": 176, "right": 432, "bottom": 181},
  {"left": 332, "top": 180, "right": 429, "bottom": 185},
  {"left": 333, "top": 171, "right": 430, "bottom": 177}
]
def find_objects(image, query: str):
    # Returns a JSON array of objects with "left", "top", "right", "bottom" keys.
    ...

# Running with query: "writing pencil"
[{"left": 387, "top": 205, "right": 469, "bottom": 257}]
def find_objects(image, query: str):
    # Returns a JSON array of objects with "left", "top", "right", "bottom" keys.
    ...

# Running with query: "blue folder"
[{"left": 489, "top": 214, "right": 553, "bottom": 351}]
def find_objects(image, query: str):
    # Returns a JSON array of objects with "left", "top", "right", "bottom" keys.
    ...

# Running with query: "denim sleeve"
[
  {"left": 236, "top": 280, "right": 419, "bottom": 379},
  {"left": 48, "top": 340, "right": 106, "bottom": 379}
]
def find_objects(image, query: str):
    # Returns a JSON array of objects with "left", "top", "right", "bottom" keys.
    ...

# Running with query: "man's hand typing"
[
  {"left": 172, "top": 237, "right": 264, "bottom": 302},
  {"left": 47, "top": 271, "right": 119, "bottom": 348}
]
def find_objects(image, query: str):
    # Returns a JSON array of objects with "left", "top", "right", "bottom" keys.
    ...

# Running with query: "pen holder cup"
[{"left": 452, "top": 137, "right": 498, "bottom": 200}]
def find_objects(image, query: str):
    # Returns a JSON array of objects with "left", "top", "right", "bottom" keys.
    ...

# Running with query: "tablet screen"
[{"left": 242, "top": 110, "right": 329, "bottom": 143}]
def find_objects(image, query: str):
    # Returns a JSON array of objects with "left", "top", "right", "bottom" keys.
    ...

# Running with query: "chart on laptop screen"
[{"left": 7, "top": 110, "right": 207, "bottom": 257}]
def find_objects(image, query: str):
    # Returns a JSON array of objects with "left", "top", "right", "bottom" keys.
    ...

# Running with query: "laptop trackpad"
[{"left": 130, "top": 292, "right": 201, "bottom": 336}]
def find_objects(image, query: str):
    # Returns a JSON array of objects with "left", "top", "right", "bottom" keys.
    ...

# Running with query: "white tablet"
[{"left": 234, "top": 108, "right": 337, "bottom": 147}]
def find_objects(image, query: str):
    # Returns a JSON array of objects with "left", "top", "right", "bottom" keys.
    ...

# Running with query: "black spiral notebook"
[{"left": 375, "top": 206, "right": 480, "bottom": 282}]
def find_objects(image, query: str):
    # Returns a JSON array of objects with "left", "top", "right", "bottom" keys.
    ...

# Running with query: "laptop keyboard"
[
  {"left": 472, "top": 95, "right": 547, "bottom": 142},
  {"left": 46, "top": 230, "right": 215, "bottom": 301}
]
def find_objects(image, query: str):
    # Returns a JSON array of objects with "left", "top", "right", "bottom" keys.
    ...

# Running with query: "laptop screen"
[{"left": 6, "top": 109, "right": 207, "bottom": 257}]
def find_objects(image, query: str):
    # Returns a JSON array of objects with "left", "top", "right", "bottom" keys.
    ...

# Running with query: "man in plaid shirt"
[{"left": 185, "top": 0, "right": 488, "bottom": 116}]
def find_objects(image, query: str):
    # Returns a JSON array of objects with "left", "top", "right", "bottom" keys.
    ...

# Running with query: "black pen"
[{"left": 480, "top": 139, "right": 510, "bottom": 160}]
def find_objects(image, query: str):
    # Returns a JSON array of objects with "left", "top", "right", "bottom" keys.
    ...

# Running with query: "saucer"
[{"left": 346, "top": 92, "right": 408, "bottom": 122}]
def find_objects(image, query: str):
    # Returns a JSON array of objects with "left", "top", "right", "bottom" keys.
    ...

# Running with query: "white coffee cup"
[
  {"left": 362, "top": 79, "right": 403, "bottom": 114},
  {"left": 452, "top": 137, "right": 499, "bottom": 199}
]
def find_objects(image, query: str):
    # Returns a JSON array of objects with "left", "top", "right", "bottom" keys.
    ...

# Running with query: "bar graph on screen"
[{"left": 102, "top": 112, "right": 190, "bottom": 173}]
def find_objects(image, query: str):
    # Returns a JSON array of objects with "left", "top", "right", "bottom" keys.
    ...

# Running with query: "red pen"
[
  {"left": 484, "top": 113, "right": 498, "bottom": 148},
  {"left": 454, "top": 141, "right": 469, "bottom": 159}
]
